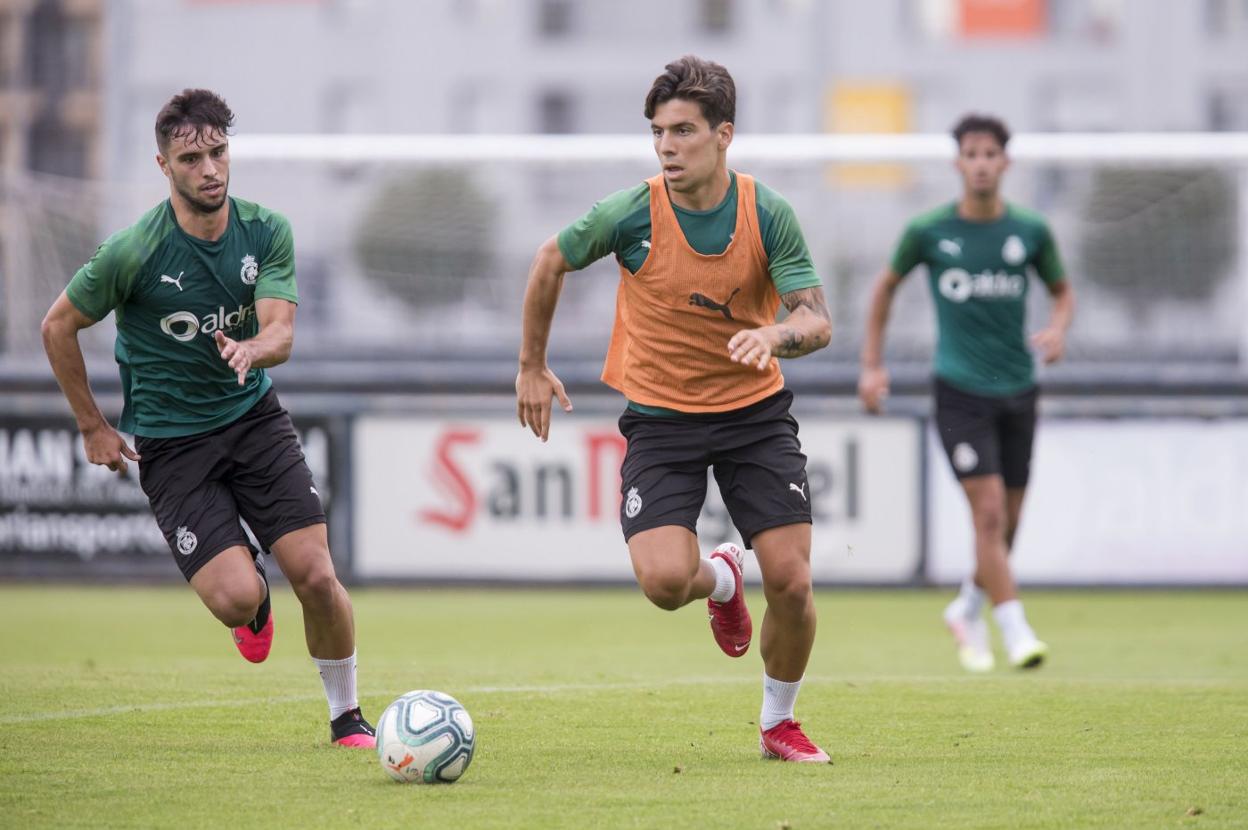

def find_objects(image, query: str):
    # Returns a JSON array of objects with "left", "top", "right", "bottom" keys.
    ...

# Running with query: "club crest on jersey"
[
  {"left": 240, "top": 254, "right": 258, "bottom": 285},
  {"left": 624, "top": 487, "right": 643, "bottom": 519},
  {"left": 175, "top": 526, "right": 198, "bottom": 556},
  {"left": 1002, "top": 235, "right": 1026, "bottom": 265}
]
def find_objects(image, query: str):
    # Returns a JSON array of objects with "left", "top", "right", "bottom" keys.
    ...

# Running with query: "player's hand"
[
  {"left": 727, "top": 327, "right": 775, "bottom": 371},
  {"left": 81, "top": 422, "right": 140, "bottom": 475},
  {"left": 858, "top": 366, "right": 890, "bottom": 414},
  {"left": 516, "top": 365, "right": 573, "bottom": 442},
  {"left": 214, "top": 330, "right": 253, "bottom": 385},
  {"left": 1030, "top": 327, "right": 1066, "bottom": 364}
]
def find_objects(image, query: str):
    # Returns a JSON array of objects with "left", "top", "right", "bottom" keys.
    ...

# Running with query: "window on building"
[
  {"left": 537, "top": 90, "right": 575, "bottom": 134},
  {"left": 1207, "top": 86, "right": 1248, "bottom": 130},
  {"left": 701, "top": 0, "right": 733, "bottom": 33},
  {"left": 537, "top": 0, "right": 573, "bottom": 36},
  {"left": 1204, "top": 0, "right": 1248, "bottom": 36},
  {"left": 28, "top": 119, "right": 87, "bottom": 177}
]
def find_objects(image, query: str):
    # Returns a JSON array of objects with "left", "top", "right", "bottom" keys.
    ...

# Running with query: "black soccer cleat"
[{"left": 330, "top": 707, "right": 377, "bottom": 748}]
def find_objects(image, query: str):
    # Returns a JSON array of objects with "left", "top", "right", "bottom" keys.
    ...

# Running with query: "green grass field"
[{"left": 1, "top": 586, "right": 1245, "bottom": 829}]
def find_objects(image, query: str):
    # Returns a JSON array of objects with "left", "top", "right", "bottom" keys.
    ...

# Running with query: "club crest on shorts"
[
  {"left": 952, "top": 442, "right": 980, "bottom": 473},
  {"left": 175, "top": 526, "right": 198, "bottom": 556},
  {"left": 624, "top": 486, "right": 643, "bottom": 519},
  {"left": 240, "top": 254, "right": 258, "bottom": 285}
]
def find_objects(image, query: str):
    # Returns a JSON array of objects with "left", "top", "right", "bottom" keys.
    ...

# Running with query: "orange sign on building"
[{"left": 958, "top": 0, "right": 1046, "bottom": 38}]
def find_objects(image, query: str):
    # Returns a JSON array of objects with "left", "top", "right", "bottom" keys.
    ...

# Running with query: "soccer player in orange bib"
[{"left": 516, "top": 56, "right": 833, "bottom": 762}]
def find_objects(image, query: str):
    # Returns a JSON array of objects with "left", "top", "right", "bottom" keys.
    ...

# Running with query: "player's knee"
[
  {"left": 290, "top": 563, "right": 340, "bottom": 610},
  {"left": 205, "top": 588, "right": 261, "bottom": 628},
  {"left": 764, "top": 572, "right": 813, "bottom": 617},
  {"left": 637, "top": 570, "right": 690, "bottom": 611},
  {"left": 973, "top": 505, "right": 1006, "bottom": 538}
]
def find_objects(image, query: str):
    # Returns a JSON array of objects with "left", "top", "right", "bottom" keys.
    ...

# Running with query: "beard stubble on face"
[{"left": 175, "top": 175, "right": 228, "bottom": 215}]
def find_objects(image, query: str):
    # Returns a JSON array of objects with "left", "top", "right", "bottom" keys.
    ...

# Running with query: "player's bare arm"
[
  {"left": 858, "top": 269, "right": 904, "bottom": 414},
  {"left": 516, "top": 235, "right": 574, "bottom": 442},
  {"left": 1030, "top": 279, "right": 1075, "bottom": 365},
  {"left": 727, "top": 286, "right": 832, "bottom": 370},
  {"left": 41, "top": 290, "right": 140, "bottom": 473},
  {"left": 213, "top": 297, "right": 295, "bottom": 385}
]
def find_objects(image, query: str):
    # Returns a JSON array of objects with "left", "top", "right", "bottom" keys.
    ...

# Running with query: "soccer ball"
[{"left": 376, "top": 689, "right": 475, "bottom": 784}]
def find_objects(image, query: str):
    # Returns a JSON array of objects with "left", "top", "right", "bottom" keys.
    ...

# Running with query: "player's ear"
[
  {"left": 718, "top": 121, "right": 734, "bottom": 150},
  {"left": 156, "top": 153, "right": 170, "bottom": 179}
]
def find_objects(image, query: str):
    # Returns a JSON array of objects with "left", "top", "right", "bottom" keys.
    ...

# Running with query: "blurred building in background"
[{"left": 3, "top": 0, "right": 1248, "bottom": 388}]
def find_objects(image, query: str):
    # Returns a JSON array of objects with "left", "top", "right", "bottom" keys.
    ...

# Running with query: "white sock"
[
  {"left": 956, "top": 578, "right": 986, "bottom": 620},
  {"left": 313, "top": 651, "right": 359, "bottom": 720},
  {"left": 992, "top": 599, "right": 1036, "bottom": 647},
  {"left": 760, "top": 673, "right": 802, "bottom": 730},
  {"left": 708, "top": 555, "right": 735, "bottom": 603}
]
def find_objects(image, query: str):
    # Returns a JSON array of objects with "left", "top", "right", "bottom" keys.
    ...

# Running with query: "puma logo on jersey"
[
  {"left": 160, "top": 272, "right": 185, "bottom": 291},
  {"left": 938, "top": 238, "right": 962, "bottom": 257},
  {"left": 689, "top": 287, "right": 741, "bottom": 321},
  {"left": 789, "top": 482, "right": 807, "bottom": 501},
  {"left": 640, "top": 239, "right": 652, "bottom": 249}
]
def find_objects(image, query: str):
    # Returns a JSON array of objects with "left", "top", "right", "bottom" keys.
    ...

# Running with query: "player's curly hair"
[
  {"left": 155, "top": 89, "right": 235, "bottom": 152},
  {"left": 952, "top": 113, "right": 1010, "bottom": 149},
  {"left": 644, "top": 55, "right": 735, "bottom": 128}
]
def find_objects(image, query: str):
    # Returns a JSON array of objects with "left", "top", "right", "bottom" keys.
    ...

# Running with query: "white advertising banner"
[
  {"left": 928, "top": 419, "right": 1248, "bottom": 584},
  {"left": 353, "top": 415, "right": 921, "bottom": 582}
]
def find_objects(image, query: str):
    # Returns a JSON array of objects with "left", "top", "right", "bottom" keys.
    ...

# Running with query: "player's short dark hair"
[
  {"left": 155, "top": 89, "right": 235, "bottom": 152},
  {"left": 644, "top": 55, "right": 736, "bottom": 128},
  {"left": 952, "top": 113, "right": 1010, "bottom": 150}
]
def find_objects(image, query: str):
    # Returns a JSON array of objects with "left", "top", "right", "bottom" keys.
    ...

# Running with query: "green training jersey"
[
  {"left": 67, "top": 197, "right": 298, "bottom": 438},
  {"left": 890, "top": 202, "right": 1065, "bottom": 396},
  {"left": 557, "top": 171, "right": 820, "bottom": 294},
  {"left": 558, "top": 171, "right": 821, "bottom": 415}
]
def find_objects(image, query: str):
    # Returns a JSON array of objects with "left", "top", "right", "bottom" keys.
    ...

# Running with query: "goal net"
[{"left": 4, "top": 133, "right": 1247, "bottom": 384}]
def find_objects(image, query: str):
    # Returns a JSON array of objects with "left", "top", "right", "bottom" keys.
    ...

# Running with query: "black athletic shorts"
[
  {"left": 136, "top": 389, "right": 326, "bottom": 580},
  {"left": 933, "top": 377, "right": 1038, "bottom": 489},
  {"left": 617, "top": 389, "right": 812, "bottom": 549}
]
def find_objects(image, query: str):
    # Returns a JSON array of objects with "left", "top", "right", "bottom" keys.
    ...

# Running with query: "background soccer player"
[
  {"left": 40, "top": 89, "right": 376, "bottom": 747},
  {"left": 516, "top": 56, "right": 833, "bottom": 762},
  {"left": 859, "top": 113, "right": 1075, "bottom": 672}
]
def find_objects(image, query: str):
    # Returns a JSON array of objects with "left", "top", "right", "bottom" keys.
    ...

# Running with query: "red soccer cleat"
[
  {"left": 232, "top": 554, "right": 273, "bottom": 663},
  {"left": 707, "top": 542, "right": 752, "bottom": 657},
  {"left": 232, "top": 613, "right": 274, "bottom": 664},
  {"left": 760, "top": 720, "right": 831, "bottom": 763}
]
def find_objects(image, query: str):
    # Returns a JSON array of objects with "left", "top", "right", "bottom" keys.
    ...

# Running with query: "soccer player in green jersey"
[
  {"left": 40, "top": 89, "right": 375, "bottom": 747},
  {"left": 517, "top": 56, "right": 833, "bottom": 762},
  {"left": 859, "top": 113, "right": 1075, "bottom": 672}
]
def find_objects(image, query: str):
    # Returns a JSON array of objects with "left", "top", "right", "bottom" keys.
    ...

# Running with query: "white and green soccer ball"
[{"left": 376, "top": 690, "right": 475, "bottom": 784}]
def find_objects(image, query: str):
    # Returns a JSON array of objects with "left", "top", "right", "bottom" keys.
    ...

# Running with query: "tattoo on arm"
[
  {"left": 774, "top": 287, "right": 831, "bottom": 357},
  {"left": 781, "top": 286, "right": 831, "bottom": 320},
  {"left": 775, "top": 325, "right": 805, "bottom": 356}
]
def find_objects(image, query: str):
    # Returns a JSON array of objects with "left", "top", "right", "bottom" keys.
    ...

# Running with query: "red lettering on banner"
[
  {"left": 584, "top": 430, "right": 626, "bottom": 520},
  {"left": 418, "top": 429, "right": 481, "bottom": 533}
]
